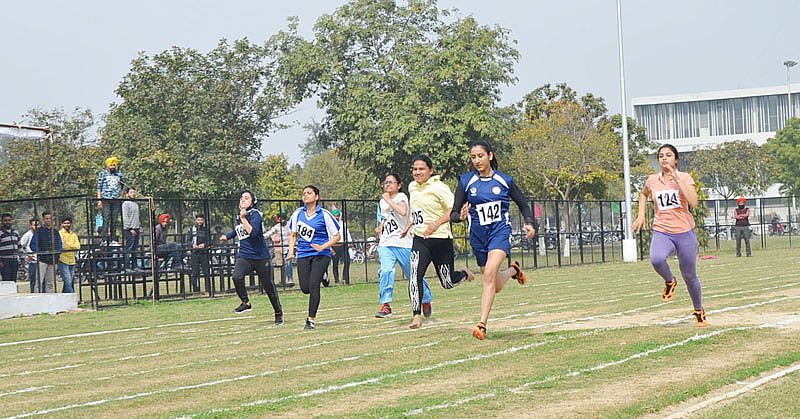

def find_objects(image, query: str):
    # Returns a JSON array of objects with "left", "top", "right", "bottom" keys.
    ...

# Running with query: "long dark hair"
[{"left": 468, "top": 141, "right": 499, "bottom": 171}]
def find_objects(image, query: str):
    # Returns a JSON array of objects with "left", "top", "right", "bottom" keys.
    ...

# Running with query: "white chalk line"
[
  {"left": 1, "top": 338, "right": 456, "bottom": 419},
  {"left": 2, "top": 269, "right": 796, "bottom": 381},
  {"left": 407, "top": 317, "right": 800, "bottom": 415}
]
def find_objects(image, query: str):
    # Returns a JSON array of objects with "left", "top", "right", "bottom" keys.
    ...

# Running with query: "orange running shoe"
[
  {"left": 693, "top": 309, "right": 708, "bottom": 327},
  {"left": 662, "top": 278, "right": 677, "bottom": 302},
  {"left": 471, "top": 322, "right": 487, "bottom": 340},
  {"left": 511, "top": 260, "right": 526, "bottom": 285}
]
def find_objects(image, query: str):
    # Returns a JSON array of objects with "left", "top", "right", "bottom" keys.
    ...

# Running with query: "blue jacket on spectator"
[{"left": 31, "top": 226, "right": 62, "bottom": 264}]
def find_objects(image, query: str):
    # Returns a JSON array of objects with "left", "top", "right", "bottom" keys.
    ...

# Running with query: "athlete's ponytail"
[{"left": 468, "top": 141, "right": 499, "bottom": 171}]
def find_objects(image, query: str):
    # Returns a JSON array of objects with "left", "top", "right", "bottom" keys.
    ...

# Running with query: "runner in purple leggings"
[{"left": 632, "top": 144, "right": 707, "bottom": 327}]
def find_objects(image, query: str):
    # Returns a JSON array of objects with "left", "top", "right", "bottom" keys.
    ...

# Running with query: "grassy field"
[{"left": 1, "top": 248, "right": 799, "bottom": 418}]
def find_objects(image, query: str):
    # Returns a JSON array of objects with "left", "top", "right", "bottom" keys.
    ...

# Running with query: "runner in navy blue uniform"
[
  {"left": 450, "top": 141, "right": 536, "bottom": 340},
  {"left": 219, "top": 190, "right": 284, "bottom": 325},
  {"left": 287, "top": 185, "right": 342, "bottom": 330}
]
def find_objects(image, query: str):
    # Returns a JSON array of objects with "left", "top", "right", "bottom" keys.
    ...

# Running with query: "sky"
[{"left": 2, "top": 0, "right": 799, "bottom": 164}]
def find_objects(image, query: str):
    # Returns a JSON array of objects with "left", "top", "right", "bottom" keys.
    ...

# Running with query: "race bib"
[
  {"left": 411, "top": 210, "right": 424, "bottom": 227},
  {"left": 296, "top": 220, "right": 316, "bottom": 242},
  {"left": 476, "top": 201, "right": 502, "bottom": 226},
  {"left": 655, "top": 189, "right": 681, "bottom": 211},
  {"left": 234, "top": 224, "right": 249, "bottom": 240},
  {"left": 382, "top": 218, "right": 400, "bottom": 237}
]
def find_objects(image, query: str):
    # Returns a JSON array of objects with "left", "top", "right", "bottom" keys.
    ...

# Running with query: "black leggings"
[
  {"left": 233, "top": 257, "right": 282, "bottom": 314},
  {"left": 409, "top": 236, "right": 467, "bottom": 315},
  {"left": 297, "top": 255, "right": 331, "bottom": 318}
]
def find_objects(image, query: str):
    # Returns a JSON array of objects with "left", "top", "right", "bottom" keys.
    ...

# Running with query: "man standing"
[
  {"left": 19, "top": 219, "right": 38, "bottom": 292},
  {"left": 265, "top": 213, "right": 294, "bottom": 287},
  {"left": 96, "top": 156, "right": 125, "bottom": 242},
  {"left": 31, "top": 211, "right": 61, "bottom": 293},
  {"left": 0, "top": 213, "right": 23, "bottom": 282},
  {"left": 122, "top": 187, "right": 141, "bottom": 270},
  {"left": 154, "top": 214, "right": 181, "bottom": 270},
  {"left": 329, "top": 208, "right": 352, "bottom": 286},
  {"left": 58, "top": 217, "right": 81, "bottom": 293},
  {"left": 187, "top": 214, "right": 210, "bottom": 293},
  {"left": 733, "top": 197, "right": 752, "bottom": 257}
]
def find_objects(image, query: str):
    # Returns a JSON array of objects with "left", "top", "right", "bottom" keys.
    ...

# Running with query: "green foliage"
[
  {"left": 506, "top": 84, "right": 620, "bottom": 200},
  {"left": 101, "top": 39, "right": 298, "bottom": 198},
  {"left": 297, "top": 150, "right": 379, "bottom": 199},
  {"left": 692, "top": 139, "right": 772, "bottom": 199},
  {"left": 763, "top": 117, "right": 800, "bottom": 196},
  {"left": 0, "top": 107, "right": 101, "bottom": 200},
  {"left": 277, "top": 0, "right": 518, "bottom": 178},
  {"left": 689, "top": 170, "right": 709, "bottom": 248}
]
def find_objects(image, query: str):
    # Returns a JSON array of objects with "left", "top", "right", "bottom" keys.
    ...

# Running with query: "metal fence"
[{"left": 1, "top": 195, "right": 795, "bottom": 308}]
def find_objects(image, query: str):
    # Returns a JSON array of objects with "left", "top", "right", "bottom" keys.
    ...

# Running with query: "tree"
[
  {"left": 300, "top": 119, "right": 334, "bottom": 161},
  {"left": 277, "top": 0, "right": 518, "bottom": 178},
  {"left": 506, "top": 84, "right": 621, "bottom": 200},
  {"left": 763, "top": 117, "right": 800, "bottom": 196},
  {"left": 692, "top": 139, "right": 772, "bottom": 202},
  {"left": 256, "top": 154, "right": 300, "bottom": 200},
  {"left": 0, "top": 107, "right": 101, "bottom": 200},
  {"left": 297, "top": 150, "right": 379, "bottom": 200},
  {"left": 101, "top": 38, "right": 298, "bottom": 198}
]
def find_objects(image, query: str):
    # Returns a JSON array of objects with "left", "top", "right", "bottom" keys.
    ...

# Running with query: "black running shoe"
[
  {"left": 234, "top": 302, "right": 252, "bottom": 314},
  {"left": 274, "top": 312, "right": 284, "bottom": 326},
  {"left": 321, "top": 272, "right": 330, "bottom": 288},
  {"left": 304, "top": 318, "right": 316, "bottom": 330}
]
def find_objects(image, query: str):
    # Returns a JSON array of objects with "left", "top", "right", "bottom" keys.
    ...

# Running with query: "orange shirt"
[{"left": 645, "top": 172, "right": 695, "bottom": 234}]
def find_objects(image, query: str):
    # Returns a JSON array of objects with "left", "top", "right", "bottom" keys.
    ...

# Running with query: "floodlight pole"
[{"left": 616, "top": 0, "right": 636, "bottom": 262}]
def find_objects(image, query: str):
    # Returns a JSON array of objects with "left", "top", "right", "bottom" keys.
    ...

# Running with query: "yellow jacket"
[
  {"left": 59, "top": 229, "right": 81, "bottom": 265},
  {"left": 408, "top": 175, "right": 454, "bottom": 239}
]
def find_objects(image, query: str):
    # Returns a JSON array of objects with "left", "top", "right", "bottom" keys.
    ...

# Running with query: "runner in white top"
[{"left": 374, "top": 173, "right": 432, "bottom": 318}]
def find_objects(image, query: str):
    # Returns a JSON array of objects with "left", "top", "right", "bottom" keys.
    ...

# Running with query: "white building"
[{"left": 632, "top": 84, "right": 799, "bottom": 198}]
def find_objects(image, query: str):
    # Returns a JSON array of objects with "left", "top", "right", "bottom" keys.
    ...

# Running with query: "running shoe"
[
  {"left": 471, "top": 322, "right": 487, "bottom": 340},
  {"left": 511, "top": 260, "right": 526, "bottom": 285},
  {"left": 422, "top": 302, "right": 432, "bottom": 319},
  {"left": 375, "top": 303, "right": 392, "bottom": 318},
  {"left": 662, "top": 278, "right": 677, "bottom": 302},
  {"left": 693, "top": 309, "right": 708, "bottom": 327},
  {"left": 322, "top": 272, "right": 330, "bottom": 288},
  {"left": 274, "top": 312, "right": 284, "bottom": 326},
  {"left": 234, "top": 302, "right": 252, "bottom": 314},
  {"left": 304, "top": 318, "right": 316, "bottom": 330}
]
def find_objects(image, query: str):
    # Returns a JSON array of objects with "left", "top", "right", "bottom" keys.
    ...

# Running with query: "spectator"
[
  {"left": 187, "top": 214, "right": 210, "bottom": 293},
  {"left": 58, "top": 217, "right": 81, "bottom": 293},
  {"left": 122, "top": 187, "right": 141, "bottom": 270},
  {"left": 329, "top": 208, "right": 353, "bottom": 285},
  {"left": 733, "top": 197, "right": 752, "bottom": 257},
  {"left": 154, "top": 214, "right": 182, "bottom": 270},
  {"left": 0, "top": 213, "right": 23, "bottom": 282},
  {"left": 19, "top": 219, "right": 38, "bottom": 292},
  {"left": 31, "top": 211, "right": 61, "bottom": 293},
  {"left": 265, "top": 212, "right": 294, "bottom": 287},
  {"left": 96, "top": 156, "right": 126, "bottom": 242}
]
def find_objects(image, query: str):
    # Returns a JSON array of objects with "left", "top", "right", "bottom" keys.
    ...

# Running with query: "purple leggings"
[{"left": 649, "top": 230, "right": 703, "bottom": 310}]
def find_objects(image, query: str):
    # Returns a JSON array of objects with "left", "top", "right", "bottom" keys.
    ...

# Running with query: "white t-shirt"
[{"left": 378, "top": 192, "right": 412, "bottom": 249}]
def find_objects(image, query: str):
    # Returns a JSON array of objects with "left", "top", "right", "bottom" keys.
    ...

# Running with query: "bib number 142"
[{"left": 476, "top": 201, "right": 501, "bottom": 226}]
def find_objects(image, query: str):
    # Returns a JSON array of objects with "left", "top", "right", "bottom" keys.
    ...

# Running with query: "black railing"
[{"left": 1, "top": 195, "right": 795, "bottom": 308}]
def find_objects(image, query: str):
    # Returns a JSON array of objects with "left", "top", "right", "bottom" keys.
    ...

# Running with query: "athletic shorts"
[{"left": 470, "top": 228, "right": 511, "bottom": 267}]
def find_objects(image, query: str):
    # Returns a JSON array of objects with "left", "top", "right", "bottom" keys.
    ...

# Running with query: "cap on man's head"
[
  {"left": 332, "top": 209, "right": 341, "bottom": 216},
  {"left": 158, "top": 214, "right": 171, "bottom": 224},
  {"left": 105, "top": 156, "right": 119, "bottom": 167},
  {"left": 737, "top": 197, "right": 746, "bottom": 204}
]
